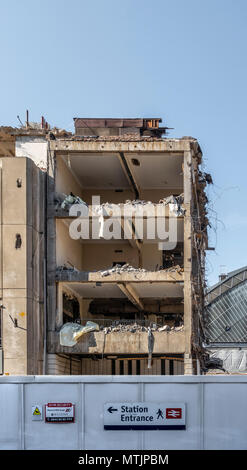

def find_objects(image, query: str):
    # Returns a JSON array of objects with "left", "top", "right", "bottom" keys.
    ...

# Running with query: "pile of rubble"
[
  {"left": 99, "top": 263, "right": 183, "bottom": 277},
  {"left": 54, "top": 192, "right": 87, "bottom": 210},
  {"left": 57, "top": 264, "right": 79, "bottom": 272},
  {"left": 56, "top": 263, "right": 183, "bottom": 275},
  {"left": 102, "top": 322, "right": 184, "bottom": 334},
  {"left": 159, "top": 194, "right": 185, "bottom": 217},
  {"left": 100, "top": 263, "right": 147, "bottom": 277},
  {"left": 157, "top": 324, "right": 184, "bottom": 332},
  {"left": 56, "top": 192, "right": 185, "bottom": 215}
]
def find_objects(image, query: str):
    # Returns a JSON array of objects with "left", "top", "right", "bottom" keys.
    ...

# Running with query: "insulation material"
[{"left": 59, "top": 321, "right": 99, "bottom": 347}]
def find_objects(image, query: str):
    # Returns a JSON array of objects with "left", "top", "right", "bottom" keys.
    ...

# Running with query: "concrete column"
[
  {"left": 105, "top": 359, "right": 112, "bottom": 375},
  {"left": 156, "top": 359, "right": 161, "bottom": 375},
  {"left": 183, "top": 150, "right": 194, "bottom": 373},
  {"left": 184, "top": 353, "right": 194, "bottom": 375},
  {"left": 140, "top": 359, "right": 145, "bottom": 375},
  {"left": 115, "top": 359, "right": 120, "bottom": 375},
  {"left": 79, "top": 298, "right": 92, "bottom": 321},
  {"left": 56, "top": 283, "right": 63, "bottom": 328}
]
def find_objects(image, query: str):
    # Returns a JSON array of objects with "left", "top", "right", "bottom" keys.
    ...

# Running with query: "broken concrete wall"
[
  {"left": 48, "top": 328, "right": 185, "bottom": 355},
  {"left": 16, "top": 136, "right": 48, "bottom": 170}
]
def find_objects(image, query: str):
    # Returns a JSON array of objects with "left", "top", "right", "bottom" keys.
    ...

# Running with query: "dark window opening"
[
  {"left": 131, "top": 158, "right": 140, "bottom": 166},
  {"left": 128, "top": 360, "right": 132, "bottom": 375},
  {"left": 162, "top": 244, "right": 183, "bottom": 269},
  {"left": 136, "top": 360, "right": 140, "bottom": 375},
  {"left": 161, "top": 359, "right": 166, "bottom": 375},
  {"left": 111, "top": 359, "right": 116, "bottom": 375},
  {"left": 63, "top": 293, "right": 80, "bottom": 324},
  {"left": 119, "top": 360, "right": 124, "bottom": 375},
  {"left": 169, "top": 360, "right": 174, "bottom": 375},
  {"left": 15, "top": 234, "right": 22, "bottom": 249}
]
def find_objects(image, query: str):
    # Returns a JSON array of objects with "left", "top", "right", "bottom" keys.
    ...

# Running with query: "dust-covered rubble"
[{"left": 101, "top": 322, "right": 184, "bottom": 334}]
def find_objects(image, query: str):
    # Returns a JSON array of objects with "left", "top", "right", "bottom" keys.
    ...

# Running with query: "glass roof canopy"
[{"left": 205, "top": 276, "right": 247, "bottom": 344}]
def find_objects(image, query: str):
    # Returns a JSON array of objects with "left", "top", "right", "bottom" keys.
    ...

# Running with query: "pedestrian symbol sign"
[{"left": 32, "top": 405, "right": 43, "bottom": 421}]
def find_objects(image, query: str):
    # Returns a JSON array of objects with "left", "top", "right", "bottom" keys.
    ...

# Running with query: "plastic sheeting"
[
  {"left": 208, "top": 348, "right": 247, "bottom": 373},
  {"left": 59, "top": 321, "right": 100, "bottom": 347}
]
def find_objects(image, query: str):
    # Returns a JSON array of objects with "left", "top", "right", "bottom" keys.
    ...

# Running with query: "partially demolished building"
[{"left": 0, "top": 117, "right": 210, "bottom": 375}]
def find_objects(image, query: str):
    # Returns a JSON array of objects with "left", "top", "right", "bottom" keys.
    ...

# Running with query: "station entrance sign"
[{"left": 104, "top": 402, "right": 186, "bottom": 430}]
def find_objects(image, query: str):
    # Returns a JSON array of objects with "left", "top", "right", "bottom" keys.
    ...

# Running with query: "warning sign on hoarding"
[
  {"left": 45, "top": 403, "right": 75, "bottom": 423},
  {"left": 32, "top": 405, "right": 43, "bottom": 421}
]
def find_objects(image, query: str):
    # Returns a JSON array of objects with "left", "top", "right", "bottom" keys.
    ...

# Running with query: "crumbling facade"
[{"left": 0, "top": 117, "right": 210, "bottom": 375}]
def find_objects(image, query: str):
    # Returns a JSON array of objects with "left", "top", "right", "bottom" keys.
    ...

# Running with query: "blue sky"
[{"left": 1, "top": 0, "right": 247, "bottom": 286}]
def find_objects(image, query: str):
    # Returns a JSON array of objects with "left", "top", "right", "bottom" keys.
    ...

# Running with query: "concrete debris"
[
  {"left": 56, "top": 263, "right": 183, "bottom": 276},
  {"left": 97, "top": 193, "right": 184, "bottom": 213},
  {"left": 124, "top": 199, "right": 153, "bottom": 206},
  {"left": 123, "top": 194, "right": 185, "bottom": 216},
  {"left": 57, "top": 264, "right": 79, "bottom": 272},
  {"left": 100, "top": 263, "right": 147, "bottom": 277},
  {"left": 102, "top": 323, "right": 150, "bottom": 334},
  {"left": 159, "top": 194, "right": 185, "bottom": 216},
  {"left": 158, "top": 325, "right": 170, "bottom": 332},
  {"left": 61, "top": 192, "right": 87, "bottom": 209},
  {"left": 164, "top": 264, "right": 184, "bottom": 273},
  {"left": 198, "top": 171, "right": 213, "bottom": 185},
  {"left": 99, "top": 263, "right": 183, "bottom": 277},
  {"left": 158, "top": 325, "right": 184, "bottom": 332},
  {"left": 102, "top": 322, "right": 184, "bottom": 334}
]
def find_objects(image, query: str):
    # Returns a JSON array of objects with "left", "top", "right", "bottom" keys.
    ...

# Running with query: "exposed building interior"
[
  {"left": 45, "top": 118, "right": 210, "bottom": 375},
  {"left": 0, "top": 117, "right": 211, "bottom": 375}
]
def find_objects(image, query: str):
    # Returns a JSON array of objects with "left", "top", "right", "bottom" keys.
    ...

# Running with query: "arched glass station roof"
[{"left": 205, "top": 266, "right": 247, "bottom": 344}]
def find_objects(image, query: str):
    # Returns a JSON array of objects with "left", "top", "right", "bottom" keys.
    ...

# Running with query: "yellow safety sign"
[{"left": 33, "top": 406, "right": 41, "bottom": 416}]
